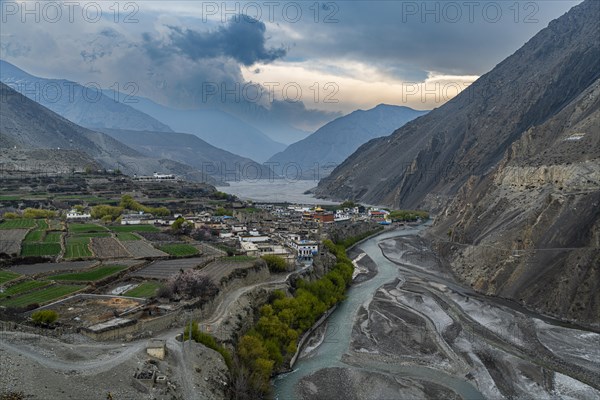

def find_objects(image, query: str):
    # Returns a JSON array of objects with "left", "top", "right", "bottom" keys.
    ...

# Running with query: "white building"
[
  {"left": 66, "top": 209, "right": 91, "bottom": 220},
  {"left": 291, "top": 239, "right": 318, "bottom": 260}
]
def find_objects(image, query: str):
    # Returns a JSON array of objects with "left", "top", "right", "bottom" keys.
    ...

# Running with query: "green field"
[
  {"left": 36, "top": 219, "right": 49, "bottom": 230},
  {"left": 0, "top": 195, "right": 20, "bottom": 201},
  {"left": 43, "top": 232, "right": 62, "bottom": 243},
  {"left": 111, "top": 225, "right": 160, "bottom": 233},
  {"left": 50, "top": 265, "right": 126, "bottom": 281},
  {"left": 0, "top": 280, "right": 52, "bottom": 298},
  {"left": 64, "top": 236, "right": 92, "bottom": 258},
  {"left": 68, "top": 223, "right": 108, "bottom": 233},
  {"left": 20, "top": 243, "right": 62, "bottom": 257},
  {"left": 0, "top": 219, "right": 35, "bottom": 229},
  {"left": 24, "top": 229, "right": 44, "bottom": 242},
  {"left": 48, "top": 220, "right": 63, "bottom": 230},
  {"left": 0, "top": 271, "right": 20, "bottom": 285},
  {"left": 159, "top": 244, "right": 199, "bottom": 257},
  {"left": 116, "top": 232, "right": 140, "bottom": 241},
  {"left": 0, "top": 284, "right": 85, "bottom": 308},
  {"left": 72, "top": 232, "right": 111, "bottom": 238},
  {"left": 124, "top": 281, "right": 162, "bottom": 298}
]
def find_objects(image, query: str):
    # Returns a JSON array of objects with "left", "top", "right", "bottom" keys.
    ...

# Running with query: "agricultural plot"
[
  {"left": 137, "top": 231, "right": 179, "bottom": 242},
  {"left": 24, "top": 229, "right": 44, "bottom": 242},
  {"left": 0, "top": 219, "right": 35, "bottom": 229},
  {"left": 20, "top": 243, "right": 62, "bottom": 257},
  {"left": 8, "top": 261, "right": 96, "bottom": 275},
  {"left": 0, "top": 229, "right": 28, "bottom": 255},
  {"left": 116, "top": 232, "right": 140, "bottom": 241},
  {"left": 121, "top": 240, "right": 168, "bottom": 258},
  {"left": 200, "top": 258, "right": 258, "bottom": 282},
  {"left": 0, "top": 270, "right": 20, "bottom": 285},
  {"left": 0, "top": 280, "right": 52, "bottom": 298},
  {"left": 64, "top": 236, "right": 92, "bottom": 259},
  {"left": 0, "top": 284, "right": 85, "bottom": 308},
  {"left": 35, "top": 219, "right": 49, "bottom": 230},
  {"left": 90, "top": 237, "right": 131, "bottom": 259},
  {"left": 44, "top": 232, "right": 62, "bottom": 243},
  {"left": 123, "top": 281, "right": 162, "bottom": 298},
  {"left": 19, "top": 220, "right": 62, "bottom": 257},
  {"left": 132, "top": 257, "right": 211, "bottom": 279},
  {"left": 48, "top": 220, "right": 63, "bottom": 230},
  {"left": 159, "top": 244, "right": 199, "bottom": 257},
  {"left": 72, "top": 232, "right": 111, "bottom": 238},
  {"left": 50, "top": 265, "right": 126, "bottom": 282},
  {"left": 111, "top": 225, "right": 159, "bottom": 233},
  {"left": 68, "top": 223, "right": 108, "bottom": 233}
]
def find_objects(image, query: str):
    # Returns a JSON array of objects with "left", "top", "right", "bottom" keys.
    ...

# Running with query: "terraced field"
[
  {"left": 20, "top": 243, "right": 62, "bottom": 257},
  {"left": 0, "top": 219, "right": 36, "bottom": 229},
  {"left": 132, "top": 257, "right": 211, "bottom": 279},
  {"left": 121, "top": 240, "right": 168, "bottom": 258},
  {"left": 123, "top": 281, "right": 162, "bottom": 298},
  {"left": 158, "top": 244, "right": 199, "bottom": 257},
  {"left": 116, "top": 232, "right": 140, "bottom": 241},
  {"left": 0, "top": 270, "right": 20, "bottom": 285},
  {"left": 111, "top": 225, "right": 160, "bottom": 233},
  {"left": 68, "top": 223, "right": 108, "bottom": 233},
  {"left": 19, "top": 220, "right": 63, "bottom": 257},
  {"left": 50, "top": 265, "right": 127, "bottom": 282},
  {"left": 44, "top": 232, "right": 62, "bottom": 243},
  {"left": 0, "top": 229, "right": 28, "bottom": 255},
  {"left": 0, "top": 280, "right": 52, "bottom": 298},
  {"left": 64, "top": 236, "right": 92, "bottom": 259},
  {"left": 90, "top": 237, "right": 131, "bottom": 259},
  {"left": 8, "top": 261, "right": 96, "bottom": 275},
  {"left": 0, "top": 284, "right": 85, "bottom": 307}
]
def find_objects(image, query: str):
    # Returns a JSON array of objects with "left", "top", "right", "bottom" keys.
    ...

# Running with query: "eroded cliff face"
[{"left": 430, "top": 79, "right": 600, "bottom": 326}]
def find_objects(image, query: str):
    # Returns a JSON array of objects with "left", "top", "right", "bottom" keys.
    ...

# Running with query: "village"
[{"left": 0, "top": 171, "right": 424, "bottom": 347}]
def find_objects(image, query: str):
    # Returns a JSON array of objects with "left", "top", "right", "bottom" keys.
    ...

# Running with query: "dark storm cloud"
[
  {"left": 271, "top": 1, "right": 580, "bottom": 77},
  {"left": 144, "top": 16, "right": 286, "bottom": 66}
]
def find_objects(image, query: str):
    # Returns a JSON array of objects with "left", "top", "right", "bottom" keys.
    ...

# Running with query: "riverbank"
[{"left": 274, "top": 226, "right": 600, "bottom": 400}]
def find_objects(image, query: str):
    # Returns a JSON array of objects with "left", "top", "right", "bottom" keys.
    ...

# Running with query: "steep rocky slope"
[
  {"left": 431, "top": 78, "right": 599, "bottom": 326},
  {"left": 267, "top": 104, "right": 427, "bottom": 178},
  {"left": 316, "top": 0, "right": 599, "bottom": 210},
  {"left": 0, "top": 83, "right": 215, "bottom": 184},
  {"left": 316, "top": 0, "right": 599, "bottom": 325}
]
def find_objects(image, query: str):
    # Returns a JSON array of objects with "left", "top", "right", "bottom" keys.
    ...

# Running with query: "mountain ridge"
[
  {"left": 0, "top": 60, "right": 173, "bottom": 133},
  {"left": 267, "top": 104, "right": 427, "bottom": 179}
]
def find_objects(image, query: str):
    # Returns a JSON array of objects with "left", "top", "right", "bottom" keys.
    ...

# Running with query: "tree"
[
  {"left": 91, "top": 205, "right": 123, "bottom": 221},
  {"left": 262, "top": 255, "right": 287, "bottom": 273},
  {"left": 171, "top": 217, "right": 193, "bottom": 235}
]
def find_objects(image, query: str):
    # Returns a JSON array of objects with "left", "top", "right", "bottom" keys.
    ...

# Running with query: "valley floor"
[{"left": 290, "top": 231, "right": 600, "bottom": 399}]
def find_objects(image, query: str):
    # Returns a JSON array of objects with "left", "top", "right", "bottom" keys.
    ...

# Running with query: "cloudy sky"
[{"left": 0, "top": 0, "right": 582, "bottom": 127}]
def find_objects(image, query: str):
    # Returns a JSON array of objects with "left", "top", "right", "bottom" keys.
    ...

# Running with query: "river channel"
[{"left": 273, "top": 226, "right": 600, "bottom": 399}]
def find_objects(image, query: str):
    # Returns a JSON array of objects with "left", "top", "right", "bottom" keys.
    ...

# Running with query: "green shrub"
[
  {"left": 262, "top": 254, "right": 287, "bottom": 272},
  {"left": 31, "top": 309, "right": 58, "bottom": 325},
  {"left": 23, "top": 208, "right": 56, "bottom": 218}
]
